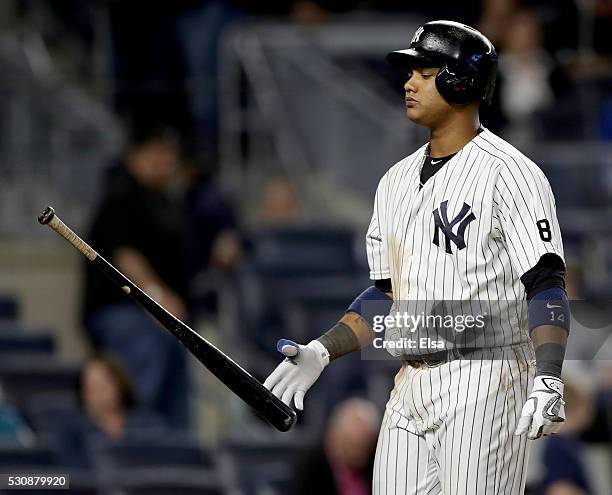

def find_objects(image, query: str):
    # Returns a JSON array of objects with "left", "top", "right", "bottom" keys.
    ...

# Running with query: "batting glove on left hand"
[{"left": 515, "top": 375, "right": 565, "bottom": 440}]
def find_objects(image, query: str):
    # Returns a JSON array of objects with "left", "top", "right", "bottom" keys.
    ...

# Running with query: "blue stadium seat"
[
  {"left": 23, "top": 393, "right": 80, "bottom": 439},
  {"left": 0, "top": 322, "right": 54, "bottom": 335},
  {"left": 541, "top": 159, "right": 612, "bottom": 211},
  {"left": 0, "top": 446, "right": 58, "bottom": 468},
  {"left": 94, "top": 441, "right": 227, "bottom": 495},
  {"left": 0, "top": 357, "right": 79, "bottom": 406},
  {"left": 540, "top": 163, "right": 593, "bottom": 208},
  {"left": 0, "top": 332, "right": 55, "bottom": 356},
  {"left": 249, "top": 225, "right": 358, "bottom": 276},
  {"left": 221, "top": 440, "right": 305, "bottom": 495},
  {"left": 110, "top": 469, "right": 227, "bottom": 495},
  {"left": 236, "top": 225, "right": 369, "bottom": 378},
  {"left": 284, "top": 296, "right": 357, "bottom": 342},
  {"left": 93, "top": 438, "right": 216, "bottom": 473}
]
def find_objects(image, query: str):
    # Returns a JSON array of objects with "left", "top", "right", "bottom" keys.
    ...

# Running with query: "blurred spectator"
[
  {"left": 292, "top": 398, "right": 379, "bottom": 495},
  {"left": 259, "top": 177, "right": 302, "bottom": 225},
  {"left": 80, "top": 354, "right": 157, "bottom": 439},
  {"left": 590, "top": 0, "right": 612, "bottom": 55},
  {"left": 479, "top": 0, "right": 520, "bottom": 45},
  {"left": 0, "top": 385, "right": 34, "bottom": 446},
  {"left": 498, "top": 10, "right": 556, "bottom": 141},
  {"left": 525, "top": 0, "right": 579, "bottom": 55},
  {"left": 182, "top": 147, "right": 242, "bottom": 314},
  {"left": 479, "top": 3, "right": 578, "bottom": 135},
  {"left": 289, "top": 0, "right": 330, "bottom": 24},
  {"left": 82, "top": 122, "right": 190, "bottom": 429},
  {"left": 479, "top": 1, "right": 579, "bottom": 54},
  {"left": 541, "top": 377, "right": 595, "bottom": 495},
  {"left": 53, "top": 354, "right": 166, "bottom": 469}
]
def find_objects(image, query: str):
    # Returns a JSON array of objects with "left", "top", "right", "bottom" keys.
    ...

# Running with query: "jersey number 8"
[{"left": 536, "top": 219, "right": 552, "bottom": 242}]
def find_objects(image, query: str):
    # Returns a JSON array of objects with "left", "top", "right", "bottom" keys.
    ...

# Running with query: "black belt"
[{"left": 403, "top": 347, "right": 482, "bottom": 367}]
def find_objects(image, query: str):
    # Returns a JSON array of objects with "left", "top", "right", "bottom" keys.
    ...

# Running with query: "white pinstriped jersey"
[{"left": 366, "top": 127, "right": 564, "bottom": 351}]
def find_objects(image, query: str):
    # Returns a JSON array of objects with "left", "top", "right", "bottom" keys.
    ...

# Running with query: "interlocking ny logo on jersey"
[{"left": 432, "top": 201, "right": 476, "bottom": 254}]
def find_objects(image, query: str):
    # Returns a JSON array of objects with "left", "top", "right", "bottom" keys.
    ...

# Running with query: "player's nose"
[{"left": 404, "top": 76, "right": 417, "bottom": 93}]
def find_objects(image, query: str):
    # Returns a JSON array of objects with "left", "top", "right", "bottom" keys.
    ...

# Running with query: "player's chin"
[{"left": 406, "top": 107, "right": 427, "bottom": 125}]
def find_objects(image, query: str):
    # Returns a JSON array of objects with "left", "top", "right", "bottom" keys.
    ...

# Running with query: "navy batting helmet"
[{"left": 386, "top": 20, "right": 497, "bottom": 106}]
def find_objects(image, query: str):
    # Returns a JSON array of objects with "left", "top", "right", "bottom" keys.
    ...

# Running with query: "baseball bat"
[{"left": 38, "top": 206, "right": 296, "bottom": 432}]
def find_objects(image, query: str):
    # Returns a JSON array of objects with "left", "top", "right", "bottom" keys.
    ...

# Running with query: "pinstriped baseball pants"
[{"left": 373, "top": 353, "right": 534, "bottom": 495}]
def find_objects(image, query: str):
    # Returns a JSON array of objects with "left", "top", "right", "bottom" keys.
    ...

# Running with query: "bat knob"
[
  {"left": 38, "top": 206, "right": 55, "bottom": 225},
  {"left": 278, "top": 410, "right": 298, "bottom": 432}
]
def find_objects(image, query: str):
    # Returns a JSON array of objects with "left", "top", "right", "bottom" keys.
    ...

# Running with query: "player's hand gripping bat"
[{"left": 38, "top": 206, "right": 296, "bottom": 432}]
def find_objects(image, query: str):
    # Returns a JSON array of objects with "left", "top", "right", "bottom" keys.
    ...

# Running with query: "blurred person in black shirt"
[{"left": 82, "top": 122, "right": 190, "bottom": 429}]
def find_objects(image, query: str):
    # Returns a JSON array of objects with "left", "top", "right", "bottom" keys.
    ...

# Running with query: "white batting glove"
[
  {"left": 263, "top": 339, "right": 330, "bottom": 411},
  {"left": 515, "top": 375, "right": 565, "bottom": 440}
]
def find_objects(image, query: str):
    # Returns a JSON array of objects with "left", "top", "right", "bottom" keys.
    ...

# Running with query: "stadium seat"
[
  {"left": 0, "top": 357, "right": 79, "bottom": 406},
  {"left": 238, "top": 227, "right": 364, "bottom": 364},
  {"left": 540, "top": 163, "right": 593, "bottom": 209},
  {"left": 0, "top": 332, "right": 55, "bottom": 356},
  {"left": 0, "top": 445, "right": 58, "bottom": 468},
  {"left": 249, "top": 225, "right": 358, "bottom": 276},
  {"left": 283, "top": 295, "right": 357, "bottom": 342},
  {"left": 0, "top": 322, "right": 54, "bottom": 335},
  {"left": 23, "top": 393, "right": 80, "bottom": 441},
  {"left": 221, "top": 439, "right": 305, "bottom": 495},
  {"left": 93, "top": 438, "right": 216, "bottom": 473},
  {"left": 108, "top": 469, "right": 226, "bottom": 495},
  {"left": 93, "top": 440, "right": 227, "bottom": 495}
]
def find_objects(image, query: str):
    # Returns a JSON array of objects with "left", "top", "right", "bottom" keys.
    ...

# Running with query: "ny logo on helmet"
[
  {"left": 411, "top": 27, "right": 425, "bottom": 44},
  {"left": 432, "top": 201, "right": 476, "bottom": 254}
]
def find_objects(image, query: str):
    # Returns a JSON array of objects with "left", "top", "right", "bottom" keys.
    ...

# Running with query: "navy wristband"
[
  {"left": 347, "top": 286, "right": 393, "bottom": 329},
  {"left": 528, "top": 287, "right": 570, "bottom": 334}
]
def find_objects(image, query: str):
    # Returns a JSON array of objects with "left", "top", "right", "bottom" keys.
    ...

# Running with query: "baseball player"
[{"left": 264, "top": 20, "right": 569, "bottom": 494}]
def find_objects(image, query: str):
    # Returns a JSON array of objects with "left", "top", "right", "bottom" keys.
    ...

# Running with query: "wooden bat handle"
[{"left": 38, "top": 207, "right": 97, "bottom": 261}]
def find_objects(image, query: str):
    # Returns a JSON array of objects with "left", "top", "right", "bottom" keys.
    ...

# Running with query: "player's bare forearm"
[
  {"left": 317, "top": 291, "right": 393, "bottom": 361},
  {"left": 530, "top": 324, "right": 568, "bottom": 377}
]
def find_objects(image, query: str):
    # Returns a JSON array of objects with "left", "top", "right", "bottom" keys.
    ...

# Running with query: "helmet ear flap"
[{"left": 436, "top": 65, "right": 481, "bottom": 104}]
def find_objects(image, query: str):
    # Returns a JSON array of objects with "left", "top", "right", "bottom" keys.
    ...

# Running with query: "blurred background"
[{"left": 0, "top": 0, "right": 610, "bottom": 494}]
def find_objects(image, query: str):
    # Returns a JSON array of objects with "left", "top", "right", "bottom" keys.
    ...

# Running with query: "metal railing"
[
  {"left": 218, "top": 18, "right": 428, "bottom": 224},
  {"left": 0, "top": 3, "right": 120, "bottom": 237}
]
